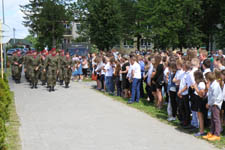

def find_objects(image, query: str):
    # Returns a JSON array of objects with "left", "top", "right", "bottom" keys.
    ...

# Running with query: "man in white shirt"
[
  {"left": 105, "top": 58, "right": 114, "bottom": 94},
  {"left": 128, "top": 57, "right": 141, "bottom": 104}
]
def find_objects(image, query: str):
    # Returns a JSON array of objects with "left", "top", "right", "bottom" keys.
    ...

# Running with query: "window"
[
  {"left": 76, "top": 24, "right": 81, "bottom": 31},
  {"left": 124, "top": 39, "right": 134, "bottom": 46}
]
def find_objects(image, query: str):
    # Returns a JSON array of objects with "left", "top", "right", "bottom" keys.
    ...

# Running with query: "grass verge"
[
  {"left": 95, "top": 88, "right": 225, "bottom": 149},
  {"left": 4, "top": 92, "right": 21, "bottom": 150}
]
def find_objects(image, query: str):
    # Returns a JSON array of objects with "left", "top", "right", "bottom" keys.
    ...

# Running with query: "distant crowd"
[{"left": 90, "top": 48, "right": 225, "bottom": 141}]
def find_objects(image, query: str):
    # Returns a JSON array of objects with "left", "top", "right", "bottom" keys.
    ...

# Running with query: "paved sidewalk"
[{"left": 10, "top": 77, "right": 217, "bottom": 150}]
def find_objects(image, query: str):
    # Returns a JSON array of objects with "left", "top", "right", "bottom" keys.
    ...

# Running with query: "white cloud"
[{"left": 0, "top": 0, "right": 29, "bottom": 40}]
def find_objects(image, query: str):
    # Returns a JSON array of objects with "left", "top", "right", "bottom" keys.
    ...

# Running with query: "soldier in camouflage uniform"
[
  {"left": 63, "top": 52, "right": 73, "bottom": 88},
  {"left": 44, "top": 49, "right": 59, "bottom": 92},
  {"left": 30, "top": 51, "right": 41, "bottom": 89},
  {"left": 11, "top": 50, "right": 23, "bottom": 83},
  {"left": 58, "top": 50, "right": 65, "bottom": 85},
  {"left": 10, "top": 51, "right": 17, "bottom": 80},
  {"left": 23, "top": 50, "right": 32, "bottom": 81},
  {"left": 40, "top": 50, "right": 48, "bottom": 86}
]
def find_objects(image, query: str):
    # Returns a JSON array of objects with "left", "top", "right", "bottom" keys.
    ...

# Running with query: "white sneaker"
[
  {"left": 171, "top": 117, "right": 176, "bottom": 121},
  {"left": 167, "top": 117, "right": 173, "bottom": 122}
]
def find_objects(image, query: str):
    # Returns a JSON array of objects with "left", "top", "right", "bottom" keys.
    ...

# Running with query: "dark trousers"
[
  {"left": 115, "top": 76, "right": 122, "bottom": 96},
  {"left": 164, "top": 83, "right": 169, "bottom": 103},
  {"left": 140, "top": 78, "right": 144, "bottom": 98},
  {"left": 211, "top": 105, "right": 221, "bottom": 136},
  {"left": 179, "top": 95, "right": 191, "bottom": 125},
  {"left": 100, "top": 75, "right": 105, "bottom": 90},
  {"left": 146, "top": 84, "right": 154, "bottom": 102},
  {"left": 169, "top": 91, "right": 177, "bottom": 118}
]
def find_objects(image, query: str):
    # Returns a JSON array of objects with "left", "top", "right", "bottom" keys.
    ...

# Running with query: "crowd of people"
[
  {"left": 9, "top": 47, "right": 225, "bottom": 141},
  {"left": 90, "top": 49, "right": 225, "bottom": 142}
]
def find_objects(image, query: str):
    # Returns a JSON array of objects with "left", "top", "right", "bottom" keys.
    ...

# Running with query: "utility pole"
[
  {"left": 13, "top": 28, "right": 16, "bottom": 44},
  {"left": 0, "top": 20, "right": 3, "bottom": 78},
  {"left": 2, "top": 0, "right": 6, "bottom": 73},
  {"left": 2, "top": 0, "right": 5, "bottom": 24}
]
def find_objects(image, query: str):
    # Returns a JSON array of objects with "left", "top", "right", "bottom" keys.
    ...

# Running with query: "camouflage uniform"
[
  {"left": 23, "top": 52, "right": 32, "bottom": 81},
  {"left": 44, "top": 52, "right": 59, "bottom": 92},
  {"left": 11, "top": 52, "right": 23, "bottom": 83},
  {"left": 30, "top": 54, "right": 41, "bottom": 89},
  {"left": 40, "top": 55, "right": 47, "bottom": 85},
  {"left": 62, "top": 55, "right": 73, "bottom": 88},
  {"left": 58, "top": 53, "right": 65, "bottom": 85}
]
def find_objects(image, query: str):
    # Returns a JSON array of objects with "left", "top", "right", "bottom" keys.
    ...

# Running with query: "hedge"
[{"left": 0, "top": 74, "right": 12, "bottom": 150}]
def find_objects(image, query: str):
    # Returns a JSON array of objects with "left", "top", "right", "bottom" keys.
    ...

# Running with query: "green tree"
[
  {"left": 24, "top": 35, "right": 38, "bottom": 48},
  {"left": 137, "top": 0, "right": 203, "bottom": 50},
  {"left": 75, "top": 0, "right": 123, "bottom": 50},
  {"left": 21, "top": 0, "right": 73, "bottom": 50}
]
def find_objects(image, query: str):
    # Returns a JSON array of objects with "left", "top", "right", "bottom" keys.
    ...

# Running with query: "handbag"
[{"left": 92, "top": 73, "right": 97, "bottom": 81}]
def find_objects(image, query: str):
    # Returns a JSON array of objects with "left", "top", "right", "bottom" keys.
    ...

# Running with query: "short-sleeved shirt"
[
  {"left": 179, "top": 71, "right": 190, "bottom": 95},
  {"left": 105, "top": 62, "right": 113, "bottom": 77},
  {"left": 174, "top": 69, "right": 184, "bottom": 86},
  {"left": 194, "top": 82, "right": 206, "bottom": 96},
  {"left": 132, "top": 62, "right": 141, "bottom": 79}
]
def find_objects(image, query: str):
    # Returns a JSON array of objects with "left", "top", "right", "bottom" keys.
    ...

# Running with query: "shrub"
[{"left": 0, "top": 75, "right": 12, "bottom": 150}]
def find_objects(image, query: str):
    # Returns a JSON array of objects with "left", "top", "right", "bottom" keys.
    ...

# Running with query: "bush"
[
  {"left": 0, "top": 118, "right": 5, "bottom": 150},
  {"left": 0, "top": 75, "right": 12, "bottom": 150}
]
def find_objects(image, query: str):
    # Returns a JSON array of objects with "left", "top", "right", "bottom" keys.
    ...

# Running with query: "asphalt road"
[{"left": 10, "top": 76, "right": 217, "bottom": 150}]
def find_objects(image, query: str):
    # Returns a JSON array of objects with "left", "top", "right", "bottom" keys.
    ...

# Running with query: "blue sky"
[{"left": 0, "top": 0, "right": 29, "bottom": 40}]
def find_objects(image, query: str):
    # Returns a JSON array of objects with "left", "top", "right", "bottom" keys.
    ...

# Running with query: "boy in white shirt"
[
  {"left": 177, "top": 61, "right": 192, "bottom": 127},
  {"left": 127, "top": 57, "right": 141, "bottom": 104},
  {"left": 203, "top": 72, "right": 223, "bottom": 141},
  {"left": 105, "top": 58, "right": 114, "bottom": 94}
]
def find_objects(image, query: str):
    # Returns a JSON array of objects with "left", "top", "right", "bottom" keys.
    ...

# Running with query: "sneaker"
[
  {"left": 202, "top": 132, "right": 213, "bottom": 140},
  {"left": 127, "top": 101, "right": 134, "bottom": 104},
  {"left": 167, "top": 117, "right": 173, "bottom": 122},
  {"left": 194, "top": 132, "right": 206, "bottom": 137},
  {"left": 208, "top": 135, "right": 221, "bottom": 141},
  {"left": 171, "top": 117, "right": 176, "bottom": 121}
]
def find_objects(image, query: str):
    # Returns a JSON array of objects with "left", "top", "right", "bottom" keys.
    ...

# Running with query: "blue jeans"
[
  {"left": 105, "top": 76, "right": 113, "bottom": 93},
  {"left": 131, "top": 78, "right": 140, "bottom": 102}
]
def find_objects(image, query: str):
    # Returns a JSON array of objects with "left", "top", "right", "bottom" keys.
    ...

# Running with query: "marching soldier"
[
  {"left": 12, "top": 50, "right": 23, "bottom": 83},
  {"left": 10, "top": 51, "right": 17, "bottom": 80},
  {"left": 58, "top": 50, "right": 65, "bottom": 85},
  {"left": 30, "top": 51, "right": 41, "bottom": 89},
  {"left": 40, "top": 50, "right": 48, "bottom": 86},
  {"left": 23, "top": 50, "right": 32, "bottom": 81},
  {"left": 63, "top": 52, "right": 73, "bottom": 88},
  {"left": 44, "top": 49, "right": 59, "bottom": 92}
]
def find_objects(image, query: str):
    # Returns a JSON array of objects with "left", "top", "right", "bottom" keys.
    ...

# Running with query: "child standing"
[
  {"left": 203, "top": 72, "right": 223, "bottom": 141},
  {"left": 177, "top": 61, "right": 191, "bottom": 127},
  {"left": 193, "top": 70, "right": 206, "bottom": 136}
]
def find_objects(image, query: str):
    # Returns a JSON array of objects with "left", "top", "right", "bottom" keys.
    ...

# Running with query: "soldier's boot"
[
  {"left": 52, "top": 86, "right": 55, "bottom": 91},
  {"left": 18, "top": 79, "right": 21, "bottom": 83},
  {"left": 31, "top": 83, "right": 34, "bottom": 89},
  {"left": 34, "top": 83, "right": 38, "bottom": 89},
  {"left": 60, "top": 80, "right": 63, "bottom": 85},
  {"left": 42, "top": 81, "right": 46, "bottom": 86},
  {"left": 49, "top": 87, "right": 52, "bottom": 92},
  {"left": 65, "top": 82, "right": 69, "bottom": 88}
]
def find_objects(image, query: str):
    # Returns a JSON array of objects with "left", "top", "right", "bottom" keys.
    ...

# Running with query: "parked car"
[{"left": 7, "top": 49, "right": 17, "bottom": 56}]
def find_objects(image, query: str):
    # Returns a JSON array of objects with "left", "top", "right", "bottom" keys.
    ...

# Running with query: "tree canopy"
[{"left": 21, "top": 0, "right": 73, "bottom": 50}]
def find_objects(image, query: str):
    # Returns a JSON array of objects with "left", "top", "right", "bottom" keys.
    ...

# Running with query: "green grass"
[
  {"left": 4, "top": 92, "right": 21, "bottom": 150},
  {"left": 96, "top": 89, "right": 225, "bottom": 149},
  {"left": 82, "top": 78, "right": 93, "bottom": 82}
]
